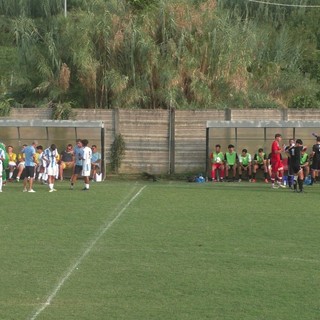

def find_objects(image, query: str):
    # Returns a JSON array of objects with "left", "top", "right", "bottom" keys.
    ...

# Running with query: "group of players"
[
  {"left": 0, "top": 139, "right": 92, "bottom": 192},
  {"left": 210, "top": 133, "right": 320, "bottom": 192}
]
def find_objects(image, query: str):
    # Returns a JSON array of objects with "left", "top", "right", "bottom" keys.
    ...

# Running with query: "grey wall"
[{"left": 4, "top": 108, "right": 320, "bottom": 174}]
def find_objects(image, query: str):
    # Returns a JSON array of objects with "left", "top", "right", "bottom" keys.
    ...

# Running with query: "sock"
[
  {"left": 0, "top": 177, "right": 2, "bottom": 191},
  {"left": 298, "top": 178, "right": 303, "bottom": 191},
  {"left": 85, "top": 183, "right": 89, "bottom": 189},
  {"left": 49, "top": 183, "right": 53, "bottom": 190},
  {"left": 252, "top": 172, "right": 256, "bottom": 179},
  {"left": 9, "top": 172, "right": 13, "bottom": 179},
  {"left": 264, "top": 172, "right": 267, "bottom": 179}
]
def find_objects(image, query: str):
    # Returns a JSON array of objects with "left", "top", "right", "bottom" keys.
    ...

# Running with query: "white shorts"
[
  {"left": 18, "top": 161, "right": 25, "bottom": 168},
  {"left": 0, "top": 161, "right": 2, "bottom": 176},
  {"left": 82, "top": 163, "right": 91, "bottom": 177},
  {"left": 9, "top": 161, "right": 16, "bottom": 167},
  {"left": 46, "top": 166, "right": 58, "bottom": 177},
  {"left": 82, "top": 168, "right": 91, "bottom": 177}
]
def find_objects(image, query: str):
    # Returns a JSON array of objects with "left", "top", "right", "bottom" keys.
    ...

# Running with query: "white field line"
[{"left": 28, "top": 185, "right": 147, "bottom": 320}]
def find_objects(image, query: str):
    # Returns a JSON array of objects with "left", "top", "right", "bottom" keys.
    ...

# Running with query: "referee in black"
[{"left": 288, "top": 139, "right": 304, "bottom": 193}]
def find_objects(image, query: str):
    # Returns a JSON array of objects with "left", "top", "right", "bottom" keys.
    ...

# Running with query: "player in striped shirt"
[
  {"left": 81, "top": 139, "right": 92, "bottom": 191},
  {"left": 42, "top": 144, "right": 59, "bottom": 192}
]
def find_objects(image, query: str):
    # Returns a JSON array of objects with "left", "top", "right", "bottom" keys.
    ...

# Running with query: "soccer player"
[
  {"left": 42, "top": 144, "right": 59, "bottom": 192},
  {"left": 224, "top": 144, "right": 238, "bottom": 181},
  {"left": 252, "top": 148, "right": 268, "bottom": 183},
  {"left": 7, "top": 145, "right": 17, "bottom": 181},
  {"left": 310, "top": 136, "right": 320, "bottom": 185},
  {"left": 81, "top": 139, "right": 92, "bottom": 191},
  {"left": 287, "top": 139, "right": 304, "bottom": 192},
  {"left": 23, "top": 141, "right": 38, "bottom": 192},
  {"left": 0, "top": 147, "right": 5, "bottom": 192},
  {"left": 285, "top": 139, "right": 295, "bottom": 188},
  {"left": 59, "top": 144, "right": 74, "bottom": 181},
  {"left": 36, "top": 145, "right": 47, "bottom": 184},
  {"left": 210, "top": 144, "right": 225, "bottom": 182},
  {"left": 16, "top": 144, "right": 27, "bottom": 182},
  {"left": 70, "top": 139, "right": 83, "bottom": 190},
  {"left": 91, "top": 145, "right": 102, "bottom": 181},
  {"left": 270, "top": 133, "right": 285, "bottom": 189},
  {"left": 238, "top": 149, "right": 252, "bottom": 182},
  {"left": 0, "top": 142, "right": 8, "bottom": 185},
  {"left": 300, "top": 147, "right": 309, "bottom": 179}
]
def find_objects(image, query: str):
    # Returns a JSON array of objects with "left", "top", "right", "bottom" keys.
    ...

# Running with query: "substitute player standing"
[
  {"left": 70, "top": 139, "right": 83, "bottom": 190},
  {"left": 42, "top": 144, "right": 59, "bottom": 192},
  {"left": 81, "top": 139, "right": 92, "bottom": 191},
  {"left": 23, "top": 141, "right": 38, "bottom": 192},
  {"left": 270, "top": 133, "right": 285, "bottom": 189}
]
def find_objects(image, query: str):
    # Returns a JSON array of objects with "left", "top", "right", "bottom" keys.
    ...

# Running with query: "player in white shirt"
[
  {"left": 42, "top": 144, "right": 59, "bottom": 192},
  {"left": 81, "top": 139, "right": 92, "bottom": 191},
  {"left": 0, "top": 148, "right": 5, "bottom": 192}
]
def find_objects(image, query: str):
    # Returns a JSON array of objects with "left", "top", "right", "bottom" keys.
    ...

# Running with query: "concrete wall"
[{"left": 4, "top": 108, "right": 320, "bottom": 174}]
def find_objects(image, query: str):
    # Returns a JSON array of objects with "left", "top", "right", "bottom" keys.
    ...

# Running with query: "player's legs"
[
  {"left": 232, "top": 164, "right": 237, "bottom": 180},
  {"left": 82, "top": 165, "right": 91, "bottom": 190},
  {"left": 298, "top": 169, "right": 304, "bottom": 192},
  {"left": 211, "top": 163, "right": 217, "bottom": 181},
  {"left": 16, "top": 162, "right": 25, "bottom": 181},
  {"left": 218, "top": 164, "right": 225, "bottom": 181},
  {"left": 0, "top": 163, "right": 3, "bottom": 191},
  {"left": 70, "top": 165, "right": 82, "bottom": 189}
]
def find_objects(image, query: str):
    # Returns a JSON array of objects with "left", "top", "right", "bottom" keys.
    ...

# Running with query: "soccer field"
[{"left": 1, "top": 180, "right": 319, "bottom": 320}]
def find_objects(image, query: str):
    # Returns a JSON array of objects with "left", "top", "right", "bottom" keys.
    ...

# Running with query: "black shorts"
[
  {"left": 292, "top": 164, "right": 302, "bottom": 175},
  {"left": 256, "top": 163, "right": 264, "bottom": 170},
  {"left": 73, "top": 165, "right": 83, "bottom": 175},
  {"left": 311, "top": 159, "right": 320, "bottom": 170},
  {"left": 25, "top": 166, "right": 35, "bottom": 178}
]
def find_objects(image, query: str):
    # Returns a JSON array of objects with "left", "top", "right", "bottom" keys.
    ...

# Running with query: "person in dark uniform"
[
  {"left": 287, "top": 139, "right": 304, "bottom": 192},
  {"left": 285, "top": 139, "right": 295, "bottom": 188},
  {"left": 310, "top": 136, "right": 320, "bottom": 185}
]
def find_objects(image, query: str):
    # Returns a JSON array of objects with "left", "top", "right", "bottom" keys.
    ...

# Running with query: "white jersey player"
[
  {"left": 42, "top": 144, "right": 59, "bottom": 192},
  {"left": 81, "top": 139, "right": 92, "bottom": 191},
  {"left": 0, "top": 148, "right": 5, "bottom": 192}
]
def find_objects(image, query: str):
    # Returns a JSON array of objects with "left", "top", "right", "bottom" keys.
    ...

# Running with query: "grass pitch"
[{"left": 1, "top": 180, "right": 319, "bottom": 320}]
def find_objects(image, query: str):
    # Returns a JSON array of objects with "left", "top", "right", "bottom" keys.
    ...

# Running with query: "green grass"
[{"left": 1, "top": 180, "right": 320, "bottom": 320}]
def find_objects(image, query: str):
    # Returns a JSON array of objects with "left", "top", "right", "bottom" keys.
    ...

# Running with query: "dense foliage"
[{"left": 0, "top": 0, "right": 320, "bottom": 109}]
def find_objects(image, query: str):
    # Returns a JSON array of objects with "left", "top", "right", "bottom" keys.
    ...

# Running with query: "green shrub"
[
  {"left": 289, "top": 95, "right": 315, "bottom": 109},
  {"left": 0, "top": 97, "right": 13, "bottom": 116},
  {"left": 110, "top": 134, "right": 126, "bottom": 173},
  {"left": 51, "top": 102, "right": 76, "bottom": 120}
]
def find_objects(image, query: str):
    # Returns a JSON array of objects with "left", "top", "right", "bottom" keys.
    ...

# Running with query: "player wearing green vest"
[
  {"left": 252, "top": 148, "right": 268, "bottom": 182},
  {"left": 238, "top": 149, "right": 252, "bottom": 182},
  {"left": 210, "top": 144, "right": 225, "bottom": 182},
  {"left": 0, "top": 142, "right": 9, "bottom": 184},
  {"left": 300, "top": 147, "right": 309, "bottom": 178},
  {"left": 224, "top": 144, "right": 238, "bottom": 181}
]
